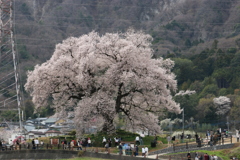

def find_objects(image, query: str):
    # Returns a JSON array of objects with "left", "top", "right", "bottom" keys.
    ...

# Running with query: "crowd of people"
[
  {"left": 0, "top": 140, "right": 13, "bottom": 150},
  {"left": 61, "top": 138, "right": 93, "bottom": 150},
  {"left": 1, "top": 130, "right": 238, "bottom": 159},
  {"left": 164, "top": 128, "right": 233, "bottom": 148},
  {"left": 101, "top": 136, "right": 148, "bottom": 157},
  {"left": 117, "top": 142, "right": 148, "bottom": 157},
  {"left": 31, "top": 138, "right": 44, "bottom": 149},
  {"left": 187, "top": 152, "right": 218, "bottom": 160}
]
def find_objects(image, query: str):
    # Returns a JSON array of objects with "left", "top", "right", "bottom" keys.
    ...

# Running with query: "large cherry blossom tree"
[{"left": 25, "top": 29, "right": 181, "bottom": 134}]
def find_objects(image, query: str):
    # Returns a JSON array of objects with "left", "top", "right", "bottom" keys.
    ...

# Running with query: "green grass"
[{"left": 167, "top": 143, "right": 240, "bottom": 160}]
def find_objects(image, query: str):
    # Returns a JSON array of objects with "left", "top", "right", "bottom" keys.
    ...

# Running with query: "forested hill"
[
  {"left": 15, "top": 0, "right": 240, "bottom": 63},
  {"left": 12, "top": 0, "right": 240, "bottom": 126}
]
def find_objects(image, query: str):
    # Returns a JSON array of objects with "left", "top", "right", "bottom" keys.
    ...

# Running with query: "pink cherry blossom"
[{"left": 25, "top": 29, "right": 180, "bottom": 134}]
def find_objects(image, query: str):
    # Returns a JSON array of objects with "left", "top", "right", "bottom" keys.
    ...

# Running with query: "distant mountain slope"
[
  {"left": 13, "top": 0, "right": 240, "bottom": 81},
  {"left": 14, "top": 0, "right": 240, "bottom": 57}
]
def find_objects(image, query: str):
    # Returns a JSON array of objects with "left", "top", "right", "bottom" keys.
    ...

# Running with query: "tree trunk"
[{"left": 102, "top": 117, "right": 116, "bottom": 134}]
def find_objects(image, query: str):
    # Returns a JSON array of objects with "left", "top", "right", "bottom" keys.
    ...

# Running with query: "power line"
[
  {"left": 0, "top": 52, "right": 14, "bottom": 64},
  {"left": 15, "top": 37, "right": 62, "bottom": 42},
  {"left": 13, "top": 27, "right": 240, "bottom": 38},
  {"left": 15, "top": 43, "right": 55, "bottom": 48},
  {"left": 0, "top": 71, "right": 15, "bottom": 82},
  {"left": 0, "top": 53, "right": 13, "bottom": 64},
  {"left": 0, "top": 75, "right": 15, "bottom": 86},
  {"left": 9, "top": 40, "right": 238, "bottom": 56},
  {"left": 13, "top": 42, "right": 238, "bottom": 50},
  {"left": 0, "top": 88, "right": 16, "bottom": 98},
  {"left": 13, "top": 17, "right": 240, "bottom": 25},
  {"left": 13, "top": 11, "right": 240, "bottom": 22},
  {"left": 0, "top": 95, "right": 17, "bottom": 108},
  {"left": 0, "top": 60, "right": 14, "bottom": 71},
  {"left": 0, "top": 94, "right": 17, "bottom": 104},
  {"left": 0, "top": 83, "right": 16, "bottom": 93},
  {"left": 19, "top": 0, "right": 240, "bottom": 9}
]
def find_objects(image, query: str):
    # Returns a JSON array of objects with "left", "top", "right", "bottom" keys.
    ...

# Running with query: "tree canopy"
[{"left": 25, "top": 29, "right": 181, "bottom": 134}]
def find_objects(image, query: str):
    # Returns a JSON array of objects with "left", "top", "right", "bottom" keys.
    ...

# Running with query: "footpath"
[
  {"left": 146, "top": 136, "right": 238, "bottom": 159},
  {"left": 83, "top": 137, "right": 237, "bottom": 159}
]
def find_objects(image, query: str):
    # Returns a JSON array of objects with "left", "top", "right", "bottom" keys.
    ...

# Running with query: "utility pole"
[
  {"left": 182, "top": 108, "right": 184, "bottom": 134},
  {"left": 37, "top": 113, "right": 40, "bottom": 130},
  {"left": 227, "top": 116, "right": 229, "bottom": 132},
  {"left": 169, "top": 122, "right": 173, "bottom": 136},
  {"left": 0, "top": 0, "right": 22, "bottom": 132}
]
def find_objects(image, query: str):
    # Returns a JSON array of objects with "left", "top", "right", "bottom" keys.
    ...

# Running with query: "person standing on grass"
[
  {"left": 141, "top": 147, "right": 145, "bottom": 157},
  {"left": 0, "top": 140, "right": 2, "bottom": 151},
  {"left": 144, "top": 146, "right": 148, "bottom": 157},
  {"left": 32, "top": 139, "right": 35, "bottom": 149},
  {"left": 114, "top": 137, "right": 118, "bottom": 147},
  {"left": 167, "top": 135, "right": 171, "bottom": 147},
  {"left": 9, "top": 140, "right": 13, "bottom": 150},
  {"left": 105, "top": 142, "right": 109, "bottom": 152},
  {"left": 40, "top": 140, "right": 44, "bottom": 149},
  {"left": 236, "top": 129, "right": 239, "bottom": 142},
  {"left": 64, "top": 139, "right": 67, "bottom": 149},
  {"left": 135, "top": 136, "right": 140, "bottom": 145},
  {"left": 70, "top": 140, "right": 74, "bottom": 150},
  {"left": 122, "top": 144, "right": 126, "bottom": 155},
  {"left": 118, "top": 143, "right": 122, "bottom": 155},
  {"left": 102, "top": 137, "right": 106, "bottom": 147},
  {"left": 134, "top": 145, "right": 139, "bottom": 156},
  {"left": 34, "top": 138, "right": 39, "bottom": 149},
  {"left": 87, "top": 137, "right": 91, "bottom": 147},
  {"left": 180, "top": 132, "right": 184, "bottom": 143},
  {"left": 77, "top": 140, "right": 82, "bottom": 150},
  {"left": 108, "top": 138, "right": 112, "bottom": 148}
]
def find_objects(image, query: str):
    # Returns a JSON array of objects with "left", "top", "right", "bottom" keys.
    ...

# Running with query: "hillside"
[
  {"left": 8, "top": 0, "right": 240, "bottom": 126},
  {"left": 14, "top": 0, "right": 240, "bottom": 64}
]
